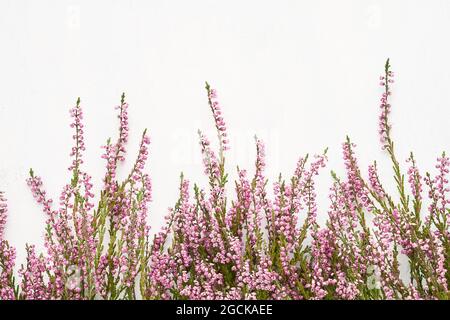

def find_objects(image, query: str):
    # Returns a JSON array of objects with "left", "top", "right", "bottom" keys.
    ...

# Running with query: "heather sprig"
[{"left": 0, "top": 192, "right": 7, "bottom": 241}]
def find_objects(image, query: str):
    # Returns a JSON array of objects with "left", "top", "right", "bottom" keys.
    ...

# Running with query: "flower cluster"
[
  {"left": 0, "top": 192, "right": 7, "bottom": 241},
  {"left": 0, "top": 60, "right": 449, "bottom": 300},
  {"left": 206, "top": 82, "right": 229, "bottom": 158},
  {"left": 378, "top": 59, "right": 394, "bottom": 148}
]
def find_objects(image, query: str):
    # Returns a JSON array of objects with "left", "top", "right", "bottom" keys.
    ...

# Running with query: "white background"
[{"left": 1, "top": 0, "right": 450, "bottom": 267}]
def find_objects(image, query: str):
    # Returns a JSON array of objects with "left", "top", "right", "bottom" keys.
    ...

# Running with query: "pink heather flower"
[
  {"left": 342, "top": 139, "right": 371, "bottom": 209},
  {"left": 272, "top": 181, "right": 289, "bottom": 237},
  {"left": 378, "top": 60, "right": 394, "bottom": 148},
  {"left": 0, "top": 240, "right": 16, "bottom": 300},
  {"left": 368, "top": 163, "right": 385, "bottom": 199},
  {"left": 406, "top": 154, "right": 423, "bottom": 200},
  {"left": 19, "top": 244, "right": 50, "bottom": 300},
  {"left": 23, "top": 95, "right": 153, "bottom": 300},
  {"left": 326, "top": 177, "right": 369, "bottom": 296},
  {"left": 406, "top": 285, "right": 422, "bottom": 300},
  {"left": 26, "top": 172, "right": 64, "bottom": 247},
  {"left": 227, "top": 169, "right": 252, "bottom": 237},
  {"left": 378, "top": 91, "right": 391, "bottom": 146},
  {"left": 424, "top": 152, "right": 450, "bottom": 249},
  {"left": 198, "top": 130, "right": 221, "bottom": 182},
  {"left": 309, "top": 228, "right": 336, "bottom": 299},
  {"left": 237, "top": 255, "right": 279, "bottom": 296},
  {"left": 206, "top": 82, "right": 229, "bottom": 157},
  {"left": 102, "top": 94, "right": 130, "bottom": 193},
  {"left": 302, "top": 153, "right": 327, "bottom": 225},
  {"left": 95, "top": 254, "right": 109, "bottom": 298},
  {"left": 434, "top": 153, "right": 450, "bottom": 213},
  {"left": 68, "top": 98, "right": 86, "bottom": 172},
  {"left": 128, "top": 130, "right": 151, "bottom": 183},
  {"left": 0, "top": 191, "right": 7, "bottom": 241},
  {"left": 335, "top": 270, "right": 359, "bottom": 299},
  {"left": 433, "top": 236, "right": 448, "bottom": 292},
  {"left": 370, "top": 209, "right": 407, "bottom": 299},
  {"left": 254, "top": 137, "right": 266, "bottom": 192},
  {"left": 116, "top": 93, "right": 130, "bottom": 157},
  {"left": 137, "top": 173, "right": 152, "bottom": 236}
]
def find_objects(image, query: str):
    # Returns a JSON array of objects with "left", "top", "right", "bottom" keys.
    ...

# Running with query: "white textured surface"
[{"left": 1, "top": 0, "right": 450, "bottom": 268}]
